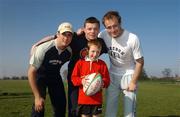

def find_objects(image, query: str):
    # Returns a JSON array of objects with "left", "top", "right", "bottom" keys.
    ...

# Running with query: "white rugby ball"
[{"left": 83, "top": 72, "right": 102, "bottom": 96}]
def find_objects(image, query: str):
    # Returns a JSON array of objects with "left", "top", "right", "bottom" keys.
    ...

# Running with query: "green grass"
[
  {"left": 0, "top": 80, "right": 52, "bottom": 117},
  {"left": 0, "top": 80, "right": 180, "bottom": 117},
  {"left": 137, "top": 81, "right": 180, "bottom": 117}
]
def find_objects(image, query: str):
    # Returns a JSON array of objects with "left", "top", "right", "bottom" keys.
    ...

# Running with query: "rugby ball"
[{"left": 83, "top": 73, "right": 102, "bottom": 96}]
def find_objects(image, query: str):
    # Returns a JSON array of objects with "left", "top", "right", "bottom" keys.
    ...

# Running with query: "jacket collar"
[{"left": 85, "top": 56, "right": 98, "bottom": 62}]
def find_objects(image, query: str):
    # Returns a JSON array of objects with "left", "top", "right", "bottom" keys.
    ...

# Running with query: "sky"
[{"left": 0, "top": 0, "right": 179, "bottom": 78}]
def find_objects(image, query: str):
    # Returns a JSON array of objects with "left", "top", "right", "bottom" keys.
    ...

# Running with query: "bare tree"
[
  {"left": 162, "top": 68, "right": 172, "bottom": 78},
  {"left": 140, "top": 68, "right": 149, "bottom": 80}
]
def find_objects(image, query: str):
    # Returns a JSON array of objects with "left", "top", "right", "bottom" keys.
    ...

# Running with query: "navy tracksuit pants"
[{"left": 31, "top": 76, "right": 66, "bottom": 117}]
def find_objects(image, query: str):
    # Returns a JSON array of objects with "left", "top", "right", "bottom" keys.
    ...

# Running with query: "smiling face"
[
  {"left": 88, "top": 44, "right": 101, "bottom": 61},
  {"left": 84, "top": 23, "right": 100, "bottom": 41},
  {"left": 102, "top": 11, "right": 124, "bottom": 38},
  {"left": 104, "top": 18, "right": 122, "bottom": 38},
  {"left": 56, "top": 31, "right": 73, "bottom": 49},
  {"left": 87, "top": 40, "right": 102, "bottom": 61}
]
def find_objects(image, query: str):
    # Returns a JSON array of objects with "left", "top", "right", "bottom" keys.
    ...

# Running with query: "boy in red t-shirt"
[{"left": 71, "top": 39, "right": 110, "bottom": 117}]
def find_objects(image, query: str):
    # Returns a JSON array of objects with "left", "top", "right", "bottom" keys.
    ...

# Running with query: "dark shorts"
[{"left": 78, "top": 104, "right": 102, "bottom": 115}]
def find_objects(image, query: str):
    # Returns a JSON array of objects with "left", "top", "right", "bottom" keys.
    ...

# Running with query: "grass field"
[{"left": 0, "top": 80, "right": 180, "bottom": 117}]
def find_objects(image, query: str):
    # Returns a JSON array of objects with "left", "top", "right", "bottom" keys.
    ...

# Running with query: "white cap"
[{"left": 57, "top": 22, "right": 73, "bottom": 34}]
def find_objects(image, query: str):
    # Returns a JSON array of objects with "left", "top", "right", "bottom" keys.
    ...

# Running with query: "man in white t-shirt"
[{"left": 98, "top": 11, "right": 144, "bottom": 117}]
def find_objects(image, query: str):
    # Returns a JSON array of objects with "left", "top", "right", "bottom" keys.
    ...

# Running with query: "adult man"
[
  {"left": 31, "top": 17, "right": 107, "bottom": 117},
  {"left": 28, "top": 22, "right": 74, "bottom": 117},
  {"left": 99, "top": 11, "right": 144, "bottom": 117}
]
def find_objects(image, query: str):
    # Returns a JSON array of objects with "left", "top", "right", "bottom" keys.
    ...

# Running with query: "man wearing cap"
[{"left": 28, "top": 22, "right": 73, "bottom": 117}]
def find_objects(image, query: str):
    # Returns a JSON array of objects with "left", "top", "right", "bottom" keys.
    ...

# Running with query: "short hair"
[
  {"left": 87, "top": 39, "right": 102, "bottom": 51},
  {"left": 84, "top": 17, "right": 100, "bottom": 28},
  {"left": 102, "top": 11, "right": 121, "bottom": 26}
]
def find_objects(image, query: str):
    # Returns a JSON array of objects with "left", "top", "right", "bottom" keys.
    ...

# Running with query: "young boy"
[{"left": 71, "top": 40, "right": 110, "bottom": 117}]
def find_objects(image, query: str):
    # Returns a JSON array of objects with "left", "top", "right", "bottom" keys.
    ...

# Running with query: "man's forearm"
[
  {"left": 28, "top": 66, "right": 40, "bottom": 98},
  {"left": 132, "top": 57, "right": 144, "bottom": 83}
]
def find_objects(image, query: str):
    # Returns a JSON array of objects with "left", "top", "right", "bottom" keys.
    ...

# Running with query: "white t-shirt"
[{"left": 98, "top": 29, "right": 143, "bottom": 76}]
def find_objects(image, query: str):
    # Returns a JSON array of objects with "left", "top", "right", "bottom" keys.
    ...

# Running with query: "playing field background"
[{"left": 0, "top": 80, "right": 180, "bottom": 117}]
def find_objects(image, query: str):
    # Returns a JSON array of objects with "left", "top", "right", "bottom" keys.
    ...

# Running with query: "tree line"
[{"left": 0, "top": 68, "right": 179, "bottom": 80}]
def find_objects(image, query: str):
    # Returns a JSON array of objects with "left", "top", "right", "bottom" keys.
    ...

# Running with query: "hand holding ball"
[{"left": 82, "top": 73, "right": 102, "bottom": 96}]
